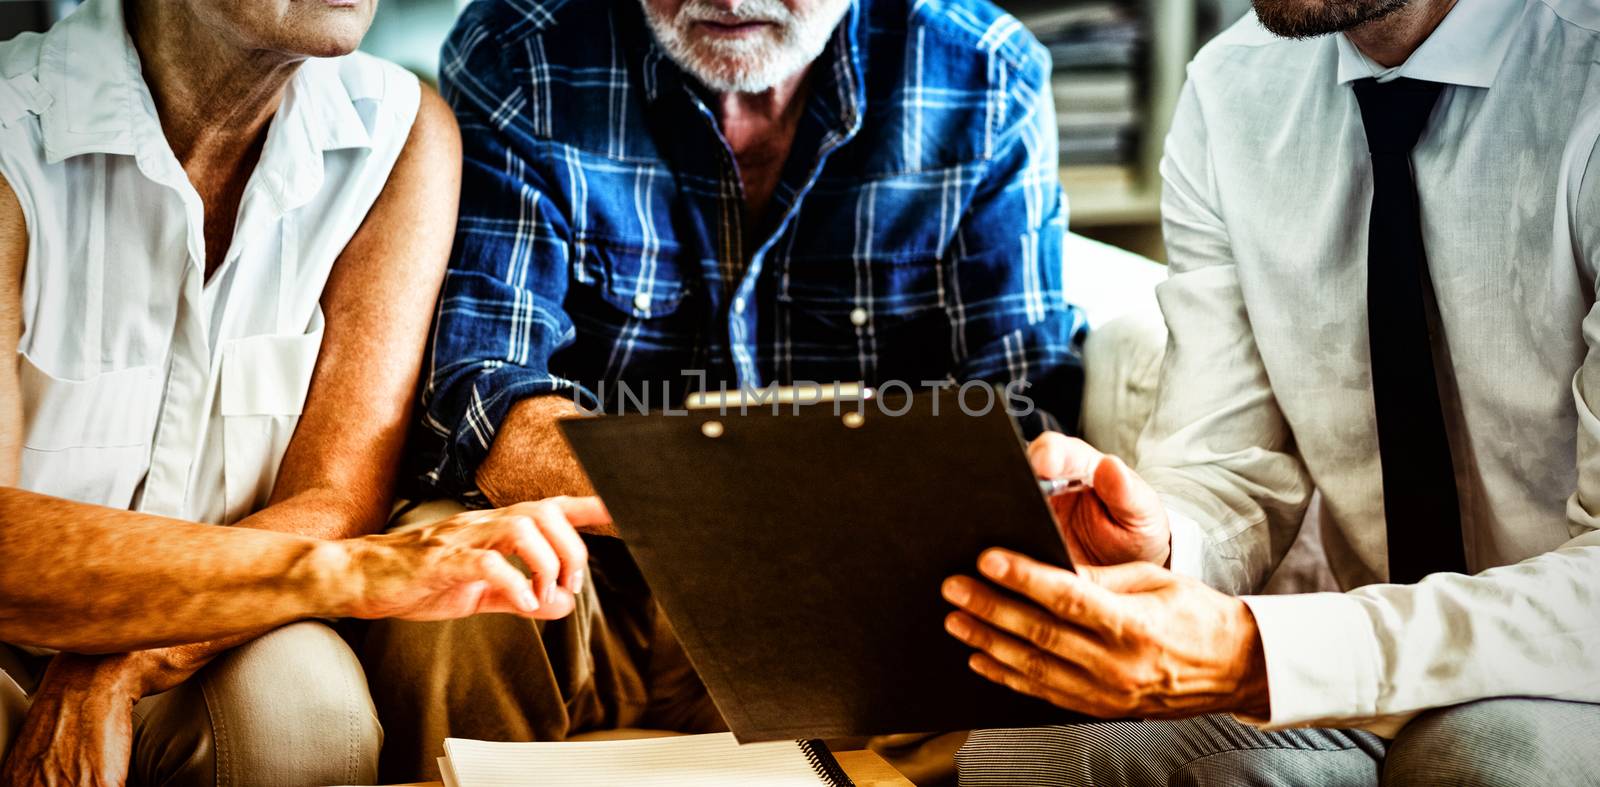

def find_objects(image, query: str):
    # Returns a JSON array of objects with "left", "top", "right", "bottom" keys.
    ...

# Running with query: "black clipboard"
[{"left": 557, "top": 389, "right": 1086, "bottom": 741}]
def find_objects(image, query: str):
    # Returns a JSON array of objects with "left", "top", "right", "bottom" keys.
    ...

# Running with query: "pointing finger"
[
  {"left": 500, "top": 514, "right": 562, "bottom": 602},
  {"left": 531, "top": 498, "right": 590, "bottom": 593},
  {"left": 448, "top": 549, "right": 539, "bottom": 615}
]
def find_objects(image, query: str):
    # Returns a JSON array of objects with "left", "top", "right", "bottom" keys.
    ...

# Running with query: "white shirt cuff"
[
  {"left": 1165, "top": 505, "right": 1206, "bottom": 578},
  {"left": 1236, "top": 592, "right": 1383, "bottom": 729}
]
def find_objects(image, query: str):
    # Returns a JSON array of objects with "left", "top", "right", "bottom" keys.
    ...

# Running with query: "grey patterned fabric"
[
  {"left": 958, "top": 699, "right": 1600, "bottom": 787},
  {"left": 958, "top": 715, "right": 1383, "bottom": 787}
]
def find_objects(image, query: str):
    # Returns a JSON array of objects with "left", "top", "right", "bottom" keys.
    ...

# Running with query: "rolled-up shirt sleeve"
[
  {"left": 416, "top": 13, "right": 592, "bottom": 499},
  {"left": 947, "top": 39, "right": 1087, "bottom": 437}
]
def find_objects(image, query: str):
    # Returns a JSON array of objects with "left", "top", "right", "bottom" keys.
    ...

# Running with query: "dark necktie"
[{"left": 1352, "top": 77, "right": 1467, "bottom": 584}]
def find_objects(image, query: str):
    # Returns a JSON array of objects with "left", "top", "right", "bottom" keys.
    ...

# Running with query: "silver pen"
[{"left": 1038, "top": 477, "right": 1090, "bottom": 496}]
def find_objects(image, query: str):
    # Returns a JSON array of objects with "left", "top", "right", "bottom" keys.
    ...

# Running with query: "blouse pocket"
[
  {"left": 18, "top": 356, "right": 162, "bottom": 509},
  {"left": 218, "top": 309, "right": 326, "bottom": 524}
]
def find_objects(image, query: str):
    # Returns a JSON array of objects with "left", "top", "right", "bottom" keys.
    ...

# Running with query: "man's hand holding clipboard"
[{"left": 942, "top": 433, "right": 1273, "bottom": 721}]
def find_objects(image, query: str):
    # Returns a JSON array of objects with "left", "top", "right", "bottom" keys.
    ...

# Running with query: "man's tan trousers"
[{"left": 359, "top": 499, "right": 725, "bottom": 782}]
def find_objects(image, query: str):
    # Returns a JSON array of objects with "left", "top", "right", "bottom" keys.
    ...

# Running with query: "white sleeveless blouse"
[{"left": 0, "top": 0, "right": 420, "bottom": 523}]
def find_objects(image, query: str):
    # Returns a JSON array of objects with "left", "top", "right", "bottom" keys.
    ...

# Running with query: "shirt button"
[
  {"left": 733, "top": 297, "right": 747, "bottom": 314},
  {"left": 849, "top": 307, "right": 869, "bottom": 326},
  {"left": 633, "top": 293, "right": 652, "bottom": 311}
]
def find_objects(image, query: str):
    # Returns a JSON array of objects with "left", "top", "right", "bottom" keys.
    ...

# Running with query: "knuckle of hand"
[
  {"left": 1052, "top": 595, "right": 1086, "bottom": 621},
  {"left": 1020, "top": 651, "right": 1053, "bottom": 683},
  {"left": 1025, "top": 620, "right": 1060, "bottom": 651},
  {"left": 1116, "top": 614, "right": 1152, "bottom": 649},
  {"left": 417, "top": 527, "right": 453, "bottom": 550},
  {"left": 963, "top": 592, "right": 993, "bottom": 616},
  {"left": 1126, "top": 665, "right": 1158, "bottom": 694},
  {"left": 964, "top": 625, "right": 990, "bottom": 648}
]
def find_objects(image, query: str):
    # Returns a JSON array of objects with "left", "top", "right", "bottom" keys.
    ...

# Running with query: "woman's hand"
[
  {"left": 0, "top": 655, "right": 136, "bottom": 787},
  {"left": 341, "top": 496, "right": 607, "bottom": 622}
]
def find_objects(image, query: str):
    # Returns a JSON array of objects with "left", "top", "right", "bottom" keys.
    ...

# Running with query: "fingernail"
[
  {"left": 520, "top": 588, "right": 541, "bottom": 611},
  {"left": 569, "top": 569, "right": 585, "bottom": 592},
  {"left": 542, "top": 581, "right": 556, "bottom": 604},
  {"left": 941, "top": 578, "right": 970, "bottom": 605},
  {"left": 945, "top": 614, "right": 971, "bottom": 640},
  {"left": 979, "top": 551, "right": 1009, "bottom": 578}
]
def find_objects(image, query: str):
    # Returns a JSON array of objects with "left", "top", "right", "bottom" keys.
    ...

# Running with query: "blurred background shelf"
[
  {"left": 5, "top": 0, "right": 1250, "bottom": 262},
  {"left": 362, "top": 0, "right": 1251, "bottom": 261},
  {"left": 1061, "top": 167, "right": 1160, "bottom": 225},
  {"left": 1007, "top": 0, "right": 1246, "bottom": 259}
]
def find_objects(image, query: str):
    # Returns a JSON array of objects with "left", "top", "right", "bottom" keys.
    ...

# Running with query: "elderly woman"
[{"left": 0, "top": 0, "right": 591, "bottom": 784}]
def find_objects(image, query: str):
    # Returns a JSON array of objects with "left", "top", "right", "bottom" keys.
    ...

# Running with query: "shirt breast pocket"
[
  {"left": 574, "top": 240, "right": 692, "bottom": 317},
  {"left": 563, "top": 241, "right": 698, "bottom": 382},
  {"left": 18, "top": 356, "right": 163, "bottom": 509},
  {"left": 218, "top": 308, "right": 325, "bottom": 524},
  {"left": 776, "top": 255, "right": 951, "bottom": 381}
]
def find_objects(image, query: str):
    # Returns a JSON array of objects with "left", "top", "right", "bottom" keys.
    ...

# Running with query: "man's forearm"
[
  {"left": 475, "top": 395, "right": 599, "bottom": 517},
  {"left": 0, "top": 488, "right": 359, "bottom": 653}
]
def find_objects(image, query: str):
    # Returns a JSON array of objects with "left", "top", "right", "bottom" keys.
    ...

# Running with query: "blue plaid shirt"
[{"left": 418, "top": 0, "right": 1088, "bottom": 500}]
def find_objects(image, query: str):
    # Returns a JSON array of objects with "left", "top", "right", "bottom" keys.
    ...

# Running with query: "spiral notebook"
[{"left": 437, "top": 733, "right": 853, "bottom": 787}]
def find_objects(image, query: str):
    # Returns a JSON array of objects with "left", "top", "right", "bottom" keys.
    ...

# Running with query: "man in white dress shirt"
[{"left": 946, "top": 0, "right": 1600, "bottom": 783}]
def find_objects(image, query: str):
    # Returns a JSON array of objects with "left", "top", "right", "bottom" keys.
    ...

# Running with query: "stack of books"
[{"left": 1012, "top": 1, "right": 1144, "bottom": 176}]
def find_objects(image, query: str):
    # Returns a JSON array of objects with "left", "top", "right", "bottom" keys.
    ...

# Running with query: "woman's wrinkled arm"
[
  {"left": 0, "top": 486, "right": 605, "bottom": 653},
  {"left": 0, "top": 486, "right": 353, "bottom": 652}
]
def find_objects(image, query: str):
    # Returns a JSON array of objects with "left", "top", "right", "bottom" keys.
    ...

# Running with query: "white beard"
[{"left": 642, "top": 0, "right": 851, "bottom": 94}]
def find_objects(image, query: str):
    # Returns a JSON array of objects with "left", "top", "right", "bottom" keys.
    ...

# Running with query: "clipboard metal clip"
[{"left": 684, "top": 383, "right": 875, "bottom": 411}]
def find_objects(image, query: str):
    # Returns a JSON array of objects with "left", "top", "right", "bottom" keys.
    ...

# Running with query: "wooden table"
[
  {"left": 384, "top": 749, "right": 914, "bottom": 786},
  {"left": 833, "top": 749, "right": 917, "bottom": 786}
]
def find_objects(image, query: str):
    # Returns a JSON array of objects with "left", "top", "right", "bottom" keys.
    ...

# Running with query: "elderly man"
[
  {"left": 946, "top": 0, "right": 1600, "bottom": 784},
  {"left": 360, "top": 0, "right": 1085, "bottom": 778}
]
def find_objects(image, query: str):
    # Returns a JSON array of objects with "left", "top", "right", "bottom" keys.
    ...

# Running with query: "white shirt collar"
[
  {"left": 1334, "top": 0, "right": 1526, "bottom": 87},
  {"left": 36, "top": 0, "right": 372, "bottom": 168}
]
